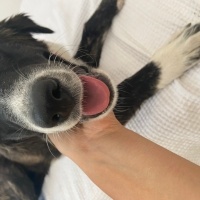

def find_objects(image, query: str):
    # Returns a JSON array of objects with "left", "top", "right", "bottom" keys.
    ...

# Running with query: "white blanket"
[{"left": 20, "top": 0, "right": 200, "bottom": 199}]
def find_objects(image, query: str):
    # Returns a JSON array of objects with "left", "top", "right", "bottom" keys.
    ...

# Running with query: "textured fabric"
[
  {"left": 41, "top": 156, "right": 110, "bottom": 200},
  {"left": 20, "top": 0, "right": 200, "bottom": 199}
]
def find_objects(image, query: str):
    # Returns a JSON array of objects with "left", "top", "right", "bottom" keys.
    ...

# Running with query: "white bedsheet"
[{"left": 20, "top": 0, "right": 200, "bottom": 199}]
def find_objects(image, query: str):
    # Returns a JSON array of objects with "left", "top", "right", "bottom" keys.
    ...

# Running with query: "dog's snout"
[{"left": 31, "top": 78, "right": 75, "bottom": 128}]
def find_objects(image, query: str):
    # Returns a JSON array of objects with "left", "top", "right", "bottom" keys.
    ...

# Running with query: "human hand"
[{"left": 48, "top": 112, "right": 124, "bottom": 157}]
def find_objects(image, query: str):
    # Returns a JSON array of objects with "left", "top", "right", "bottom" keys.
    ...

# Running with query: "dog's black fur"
[{"left": 1, "top": 0, "right": 200, "bottom": 199}]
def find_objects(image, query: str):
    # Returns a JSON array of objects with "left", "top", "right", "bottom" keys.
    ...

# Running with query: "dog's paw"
[
  {"left": 152, "top": 23, "right": 200, "bottom": 89},
  {"left": 117, "top": 0, "right": 125, "bottom": 10}
]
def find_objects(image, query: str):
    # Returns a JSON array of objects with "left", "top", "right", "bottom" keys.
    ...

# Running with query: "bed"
[{"left": 1, "top": 0, "right": 200, "bottom": 199}]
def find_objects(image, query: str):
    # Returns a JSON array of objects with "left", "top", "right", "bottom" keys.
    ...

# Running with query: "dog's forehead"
[
  {"left": 0, "top": 44, "right": 45, "bottom": 73},
  {"left": 0, "top": 33, "right": 49, "bottom": 73},
  {"left": 0, "top": 32, "right": 48, "bottom": 53},
  {"left": 0, "top": 20, "right": 50, "bottom": 63}
]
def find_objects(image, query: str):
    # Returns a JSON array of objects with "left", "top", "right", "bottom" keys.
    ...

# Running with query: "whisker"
[
  {"left": 45, "top": 134, "right": 56, "bottom": 158},
  {"left": 12, "top": 65, "right": 28, "bottom": 80}
]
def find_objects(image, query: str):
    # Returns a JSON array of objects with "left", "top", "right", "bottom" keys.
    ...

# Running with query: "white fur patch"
[
  {"left": 117, "top": 0, "right": 125, "bottom": 10},
  {"left": 152, "top": 24, "right": 200, "bottom": 89}
]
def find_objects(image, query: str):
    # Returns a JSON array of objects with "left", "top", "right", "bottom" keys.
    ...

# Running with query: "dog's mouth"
[
  {"left": 80, "top": 75, "right": 110, "bottom": 116},
  {"left": 72, "top": 65, "right": 116, "bottom": 119}
]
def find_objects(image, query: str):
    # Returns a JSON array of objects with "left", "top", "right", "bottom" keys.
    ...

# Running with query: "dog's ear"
[{"left": 0, "top": 13, "right": 53, "bottom": 34}]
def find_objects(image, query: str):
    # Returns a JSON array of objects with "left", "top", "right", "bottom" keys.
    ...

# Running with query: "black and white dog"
[{"left": 0, "top": 0, "right": 200, "bottom": 199}]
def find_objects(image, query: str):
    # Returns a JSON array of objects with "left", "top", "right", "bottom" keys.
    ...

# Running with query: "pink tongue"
[{"left": 80, "top": 75, "right": 110, "bottom": 116}]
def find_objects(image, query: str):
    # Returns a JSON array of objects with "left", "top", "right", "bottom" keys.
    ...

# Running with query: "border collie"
[{"left": 0, "top": 0, "right": 199, "bottom": 199}]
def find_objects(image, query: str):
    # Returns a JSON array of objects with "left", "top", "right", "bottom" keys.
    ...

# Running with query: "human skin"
[{"left": 49, "top": 113, "right": 200, "bottom": 200}]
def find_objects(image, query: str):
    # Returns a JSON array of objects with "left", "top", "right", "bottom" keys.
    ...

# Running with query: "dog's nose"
[{"left": 31, "top": 79, "right": 75, "bottom": 128}]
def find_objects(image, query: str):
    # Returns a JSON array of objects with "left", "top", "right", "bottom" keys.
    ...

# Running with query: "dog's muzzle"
[{"left": 7, "top": 64, "right": 116, "bottom": 133}]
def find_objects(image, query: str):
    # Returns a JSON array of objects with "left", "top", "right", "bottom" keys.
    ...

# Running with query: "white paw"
[
  {"left": 117, "top": 0, "right": 125, "bottom": 10},
  {"left": 152, "top": 23, "right": 200, "bottom": 89}
]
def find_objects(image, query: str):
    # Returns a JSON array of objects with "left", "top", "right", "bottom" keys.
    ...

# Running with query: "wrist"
[{"left": 67, "top": 126, "right": 133, "bottom": 170}]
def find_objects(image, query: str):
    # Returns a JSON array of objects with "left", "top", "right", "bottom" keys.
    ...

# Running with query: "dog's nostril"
[
  {"left": 52, "top": 114, "right": 61, "bottom": 123},
  {"left": 52, "top": 87, "right": 61, "bottom": 99}
]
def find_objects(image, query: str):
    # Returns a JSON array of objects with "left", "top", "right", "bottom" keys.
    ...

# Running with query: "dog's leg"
[
  {"left": 115, "top": 23, "right": 200, "bottom": 124},
  {"left": 74, "top": 0, "right": 124, "bottom": 67}
]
